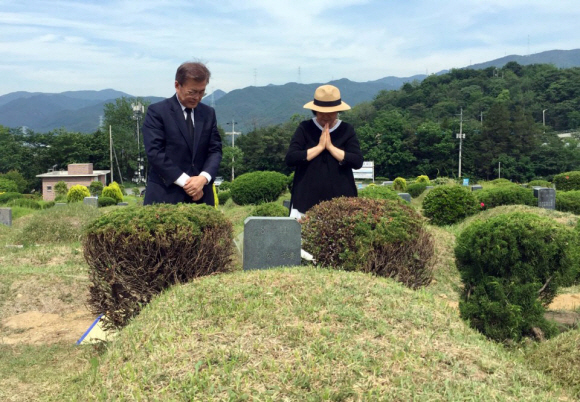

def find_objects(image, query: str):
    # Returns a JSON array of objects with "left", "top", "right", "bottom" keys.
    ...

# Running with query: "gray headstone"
[
  {"left": 243, "top": 217, "right": 301, "bottom": 271},
  {"left": 0, "top": 208, "right": 12, "bottom": 227},
  {"left": 382, "top": 181, "right": 394, "bottom": 186},
  {"left": 471, "top": 185, "right": 483, "bottom": 191},
  {"left": 532, "top": 186, "right": 544, "bottom": 198},
  {"left": 538, "top": 188, "right": 556, "bottom": 210},
  {"left": 117, "top": 202, "right": 129, "bottom": 206},
  {"left": 398, "top": 193, "right": 411, "bottom": 202},
  {"left": 283, "top": 199, "right": 291, "bottom": 209},
  {"left": 426, "top": 186, "right": 434, "bottom": 190},
  {"left": 83, "top": 196, "right": 98, "bottom": 207}
]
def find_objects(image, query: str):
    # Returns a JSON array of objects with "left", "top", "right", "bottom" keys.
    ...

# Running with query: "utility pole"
[
  {"left": 109, "top": 125, "right": 113, "bottom": 183},
  {"left": 226, "top": 120, "right": 241, "bottom": 180},
  {"left": 132, "top": 102, "right": 145, "bottom": 183},
  {"left": 456, "top": 108, "right": 465, "bottom": 178},
  {"left": 543, "top": 109, "right": 548, "bottom": 133}
]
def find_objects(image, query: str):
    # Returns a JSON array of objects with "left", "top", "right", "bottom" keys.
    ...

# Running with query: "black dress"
[{"left": 285, "top": 119, "right": 364, "bottom": 214}]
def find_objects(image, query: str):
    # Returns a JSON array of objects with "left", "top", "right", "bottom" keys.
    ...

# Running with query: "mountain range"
[{"left": 2, "top": 49, "right": 580, "bottom": 134}]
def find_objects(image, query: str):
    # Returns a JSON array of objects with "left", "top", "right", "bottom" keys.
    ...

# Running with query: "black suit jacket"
[{"left": 143, "top": 95, "right": 222, "bottom": 206}]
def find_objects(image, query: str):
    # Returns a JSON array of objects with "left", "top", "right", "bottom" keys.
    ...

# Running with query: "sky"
[{"left": 1, "top": 0, "right": 579, "bottom": 98}]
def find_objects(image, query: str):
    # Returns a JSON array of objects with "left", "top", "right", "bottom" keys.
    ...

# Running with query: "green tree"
[{"left": 218, "top": 146, "right": 244, "bottom": 181}]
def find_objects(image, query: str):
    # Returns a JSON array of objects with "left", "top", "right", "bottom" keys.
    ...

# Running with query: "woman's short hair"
[{"left": 175, "top": 62, "right": 211, "bottom": 85}]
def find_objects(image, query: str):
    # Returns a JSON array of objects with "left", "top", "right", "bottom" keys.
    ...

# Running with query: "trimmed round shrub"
[
  {"left": 407, "top": 182, "right": 428, "bottom": 198},
  {"left": 89, "top": 181, "right": 104, "bottom": 196},
  {"left": 66, "top": 185, "right": 90, "bottom": 203},
  {"left": 416, "top": 175, "right": 430, "bottom": 184},
  {"left": 475, "top": 185, "right": 536, "bottom": 210},
  {"left": 97, "top": 196, "right": 117, "bottom": 207},
  {"left": 252, "top": 202, "right": 288, "bottom": 217},
  {"left": 217, "top": 190, "right": 231, "bottom": 205},
  {"left": 302, "top": 197, "right": 435, "bottom": 289},
  {"left": 554, "top": 171, "right": 580, "bottom": 192},
  {"left": 7, "top": 198, "right": 41, "bottom": 209},
  {"left": 456, "top": 212, "right": 580, "bottom": 342},
  {"left": 218, "top": 181, "right": 231, "bottom": 192},
  {"left": 490, "top": 178, "right": 513, "bottom": 186},
  {"left": 42, "top": 201, "right": 55, "bottom": 209},
  {"left": 422, "top": 185, "right": 478, "bottom": 226},
  {"left": 0, "top": 178, "right": 19, "bottom": 193},
  {"left": 102, "top": 182, "right": 123, "bottom": 203},
  {"left": 0, "top": 192, "right": 24, "bottom": 204},
  {"left": 556, "top": 190, "right": 580, "bottom": 215},
  {"left": 527, "top": 180, "right": 552, "bottom": 188},
  {"left": 54, "top": 181, "right": 68, "bottom": 197},
  {"left": 393, "top": 177, "right": 407, "bottom": 191},
  {"left": 358, "top": 184, "right": 400, "bottom": 201},
  {"left": 83, "top": 203, "right": 235, "bottom": 329},
  {"left": 230, "top": 171, "right": 288, "bottom": 205}
]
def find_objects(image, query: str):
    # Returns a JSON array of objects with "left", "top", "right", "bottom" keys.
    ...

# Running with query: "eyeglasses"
[{"left": 181, "top": 86, "right": 206, "bottom": 98}]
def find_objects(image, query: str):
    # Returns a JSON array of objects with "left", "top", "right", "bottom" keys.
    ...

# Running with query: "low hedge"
[
  {"left": 302, "top": 197, "right": 434, "bottom": 289},
  {"left": 475, "top": 185, "right": 536, "bottom": 210},
  {"left": 422, "top": 185, "right": 478, "bottom": 226},
  {"left": 230, "top": 171, "right": 288, "bottom": 205},
  {"left": 7, "top": 198, "right": 41, "bottom": 209},
  {"left": 554, "top": 171, "right": 580, "bottom": 191},
  {"left": 556, "top": 190, "right": 580, "bottom": 215},
  {"left": 0, "top": 192, "right": 24, "bottom": 204},
  {"left": 83, "top": 203, "right": 235, "bottom": 329},
  {"left": 358, "top": 185, "right": 400, "bottom": 201},
  {"left": 456, "top": 212, "right": 580, "bottom": 342},
  {"left": 407, "top": 182, "right": 428, "bottom": 198},
  {"left": 251, "top": 202, "right": 288, "bottom": 217},
  {"left": 97, "top": 196, "right": 117, "bottom": 207}
]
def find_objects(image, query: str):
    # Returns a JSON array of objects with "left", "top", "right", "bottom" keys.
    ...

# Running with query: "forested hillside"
[{"left": 232, "top": 62, "right": 580, "bottom": 182}]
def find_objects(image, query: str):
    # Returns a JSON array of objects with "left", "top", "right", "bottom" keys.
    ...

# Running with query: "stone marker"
[
  {"left": 532, "top": 186, "right": 544, "bottom": 198},
  {"left": 471, "top": 185, "right": 483, "bottom": 191},
  {"left": 398, "top": 193, "right": 411, "bottom": 202},
  {"left": 382, "top": 181, "right": 394, "bottom": 186},
  {"left": 538, "top": 188, "right": 556, "bottom": 210},
  {"left": 117, "top": 202, "right": 129, "bottom": 206},
  {"left": 283, "top": 199, "right": 291, "bottom": 210},
  {"left": 426, "top": 186, "right": 434, "bottom": 190},
  {"left": 83, "top": 196, "right": 98, "bottom": 207},
  {"left": 243, "top": 217, "right": 301, "bottom": 271},
  {"left": 0, "top": 208, "right": 12, "bottom": 227}
]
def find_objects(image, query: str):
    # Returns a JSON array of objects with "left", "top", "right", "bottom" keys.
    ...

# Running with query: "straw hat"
[{"left": 303, "top": 85, "right": 351, "bottom": 113}]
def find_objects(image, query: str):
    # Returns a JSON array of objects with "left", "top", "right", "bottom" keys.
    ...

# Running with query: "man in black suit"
[{"left": 143, "top": 61, "right": 222, "bottom": 206}]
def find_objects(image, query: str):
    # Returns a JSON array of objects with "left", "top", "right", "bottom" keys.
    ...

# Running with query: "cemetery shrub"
[
  {"left": 0, "top": 178, "right": 19, "bottom": 193},
  {"left": 230, "top": 171, "right": 288, "bottom": 205},
  {"left": 433, "top": 177, "right": 454, "bottom": 185},
  {"left": 0, "top": 170, "right": 27, "bottom": 192},
  {"left": 393, "top": 177, "right": 407, "bottom": 191},
  {"left": 407, "top": 182, "right": 428, "bottom": 198},
  {"left": 358, "top": 185, "right": 400, "bottom": 201},
  {"left": 67, "top": 185, "right": 91, "bottom": 203},
  {"left": 0, "top": 192, "right": 23, "bottom": 204},
  {"left": 83, "top": 203, "right": 235, "bottom": 329},
  {"left": 252, "top": 202, "right": 288, "bottom": 217},
  {"left": 416, "top": 175, "right": 430, "bottom": 184},
  {"left": 102, "top": 182, "right": 123, "bottom": 203},
  {"left": 218, "top": 181, "right": 231, "bottom": 191},
  {"left": 475, "top": 185, "right": 536, "bottom": 209},
  {"left": 456, "top": 212, "right": 580, "bottom": 342},
  {"left": 217, "top": 190, "right": 231, "bottom": 205},
  {"left": 42, "top": 201, "right": 55, "bottom": 209},
  {"left": 54, "top": 181, "right": 68, "bottom": 197},
  {"left": 7, "top": 198, "right": 41, "bottom": 209},
  {"left": 528, "top": 179, "right": 552, "bottom": 188},
  {"left": 97, "top": 196, "right": 117, "bottom": 208},
  {"left": 490, "top": 178, "right": 513, "bottom": 186},
  {"left": 556, "top": 190, "right": 580, "bottom": 215},
  {"left": 89, "top": 181, "right": 104, "bottom": 196},
  {"left": 422, "top": 185, "right": 478, "bottom": 226},
  {"left": 302, "top": 197, "right": 435, "bottom": 289},
  {"left": 554, "top": 171, "right": 580, "bottom": 191}
]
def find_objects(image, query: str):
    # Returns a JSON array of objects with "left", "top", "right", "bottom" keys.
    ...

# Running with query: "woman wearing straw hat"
[{"left": 285, "top": 84, "right": 364, "bottom": 219}]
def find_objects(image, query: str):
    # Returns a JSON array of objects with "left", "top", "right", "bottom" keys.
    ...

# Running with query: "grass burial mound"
[{"left": 59, "top": 268, "right": 574, "bottom": 401}]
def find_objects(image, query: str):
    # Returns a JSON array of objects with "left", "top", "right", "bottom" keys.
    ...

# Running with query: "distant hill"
[{"left": 1, "top": 49, "right": 579, "bottom": 133}]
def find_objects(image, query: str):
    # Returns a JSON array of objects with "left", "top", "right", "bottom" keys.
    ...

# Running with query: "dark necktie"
[{"left": 185, "top": 108, "right": 194, "bottom": 140}]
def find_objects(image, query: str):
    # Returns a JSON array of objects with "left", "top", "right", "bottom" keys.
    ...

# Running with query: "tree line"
[{"left": 1, "top": 62, "right": 580, "bottom": 192}]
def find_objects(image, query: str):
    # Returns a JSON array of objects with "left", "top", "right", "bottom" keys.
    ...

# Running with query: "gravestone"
[
  {"left": 382, "top": 181, "right": 394, "bottom": 186},
  {"left": 532, "top": 186, "right": 544, "bottom": 198},
  {"left": 398, "top": 193, "right": 411, "bottom": 202},
  {"left": 0, "top": 208, "right": 12, "bottom": 227},
  {"left": 471, "top": 185, "right": 483, "bottom": 191},
  {"left": 117, "top": 202, "right": 129, "bottom": 206},
  {"left": 426, "top": 186, "right": 434, "bottom": 190},
  {"left": 243, "top": 217, "right": 301, "bottom": 271},
  {"left": 283, "top": 199, "right": 291, "bottom": 210},
  {"left": 83, "top": 196, "right": 98, "bottom": 207},
  {"left": 537, "top": 188, "right": 556, "bottom": 210}
]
